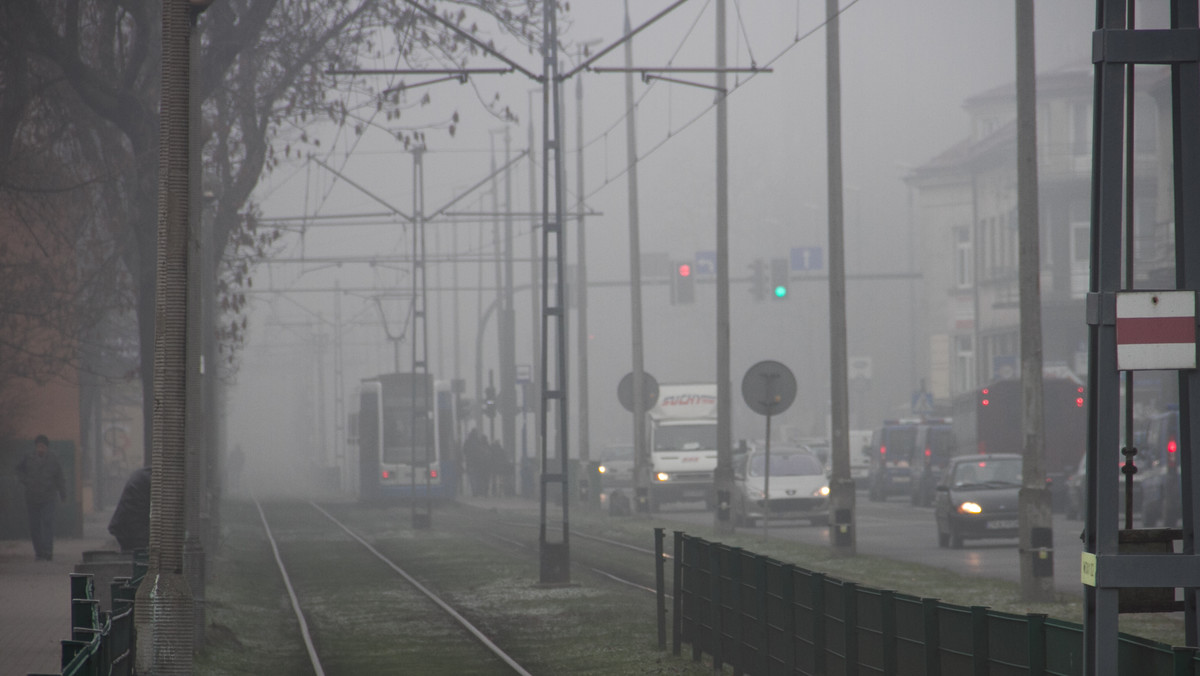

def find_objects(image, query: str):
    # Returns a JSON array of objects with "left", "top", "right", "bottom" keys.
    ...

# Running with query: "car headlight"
[
  {"left": 958, "top": 501, "right": 982, "bottom": 514},
  {"left": 815, "top": 485, "right": 830, "bottom": 497},
  {"left": 747, "top": 488, "right": 766, "bottom": 500},
  {"left": 598, "top": 465, "right": 608, "bottom": 474},
  {"left": 655, "top": 472, "right": 670, "bottom": 482}
]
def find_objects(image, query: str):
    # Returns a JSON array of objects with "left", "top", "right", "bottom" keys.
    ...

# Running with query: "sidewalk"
[{"left": 0, "top": 512, "right": 116, "bottom": 676}]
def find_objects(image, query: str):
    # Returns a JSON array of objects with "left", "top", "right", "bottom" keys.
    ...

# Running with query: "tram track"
[
  {"left": 233, "top": 497, "right": 706, "bottom": 675},
  {"left": 254, "top": 499, "right": 533, "bottom": 675}
]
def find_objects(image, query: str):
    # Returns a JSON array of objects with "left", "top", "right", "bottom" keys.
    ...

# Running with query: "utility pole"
[
  {"left": 137, "top": 0, "right": 196, "bottom": 670},
  {"left": 501, "top": 128, "right": 518, "bottom": 493},
  {"left": 1015, "top": 0, "right": 1052, "bottom": 602},
  {"left": 575, "top": 43, "right": 594, "bottom": 475},
  {"left": 622, "top": 0, "right": 650, "bottom": 513},
  {"left": 825, "top": 0, "right": 856, "bottom": 555},
  {"left": 713, "top": 0, "right": 734, "bottom": 535}
]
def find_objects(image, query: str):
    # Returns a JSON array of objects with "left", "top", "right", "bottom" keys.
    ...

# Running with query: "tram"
[{"left": 354, "top": 372, "right": 460, "bottom": 501}]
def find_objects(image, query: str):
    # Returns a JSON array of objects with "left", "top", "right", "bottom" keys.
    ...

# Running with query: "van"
[{"left": 867, "top": 420, "right": 921, "bottom": 501}]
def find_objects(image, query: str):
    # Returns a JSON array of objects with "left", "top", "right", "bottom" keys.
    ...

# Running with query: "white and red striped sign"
[{"left": 1116, "top": 291, "right": 1196, "bottom": 370}]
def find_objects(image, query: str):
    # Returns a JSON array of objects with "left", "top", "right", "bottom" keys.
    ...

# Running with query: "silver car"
[{"left": 733, "top": 447, "right": 830, "bottom": 527}]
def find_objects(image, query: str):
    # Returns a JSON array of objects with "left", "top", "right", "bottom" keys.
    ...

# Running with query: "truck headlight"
[{"left": 655, "top": 472, "right": 670, "bottom": 482}]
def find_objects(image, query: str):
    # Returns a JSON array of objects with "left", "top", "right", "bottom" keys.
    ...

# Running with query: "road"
[{"left": 656, "top": 489, "right": 1089, "bottom": 594}]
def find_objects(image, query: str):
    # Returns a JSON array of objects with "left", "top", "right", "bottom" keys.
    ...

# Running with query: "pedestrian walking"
[
  {"left": 463, "top": 427, "right": 489, "bottom": 497},
  {"left": 108, "top": 466, "right": 151, "bottom": 552},
  {"left": 16, "top": 435, "right": 67, "bottom": 561}
]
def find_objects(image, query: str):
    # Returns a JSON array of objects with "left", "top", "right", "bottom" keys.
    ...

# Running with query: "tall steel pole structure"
[
  {"left": 1085, "top": 0, "right": 1200, "bottom": 671},
  {"left": 410, "top": 147, "right": 433, "bottom": 529},
  {"left": 825, "top": 0, "right": 855, "bottom": 555},
  {"left": 537, "top": 0, "right": 571, "bottom": 583}
]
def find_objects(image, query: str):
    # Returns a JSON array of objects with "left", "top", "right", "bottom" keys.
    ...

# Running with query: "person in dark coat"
[
  {"left": 108, "top": 466, "right": 151, "bottom": 552},
  {"left": 16, "top": 435, "right": 66, "bottom": 561},
  {"left": 463, "top": 428, "right": 488, "bottom": 497}
]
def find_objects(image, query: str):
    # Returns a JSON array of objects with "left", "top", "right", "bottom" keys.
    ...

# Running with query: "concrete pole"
[
  {"left": 825, "top": 0, "right": 856, "bottom": 555},
  {"left": 622, "top": 0, "right": 650, "bottom": 512},
  {"left": 575, "top": 47, "right": 591, "bottom": 472},
  {"left": 1015, "top": 0, "right": 1053, "bottom": 602},
  {"left": 713, "top": 0, "right": 735, "bottom": 535}
]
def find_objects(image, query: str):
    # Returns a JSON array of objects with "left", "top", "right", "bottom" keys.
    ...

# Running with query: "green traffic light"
[{"left": 774, "top": 285, "right": 787, "bottom": 298}]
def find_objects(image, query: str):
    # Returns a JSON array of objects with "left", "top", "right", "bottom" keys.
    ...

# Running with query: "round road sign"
[
  {"left": 618, "top": 371, "right": 660, "bottom": 413},
  {"left": 741, "top": 360, "right": 797, "bottom": 416}
]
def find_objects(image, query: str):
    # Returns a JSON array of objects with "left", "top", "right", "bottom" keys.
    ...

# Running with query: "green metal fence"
[
  {"left": 31, "top": 554, "right": 145, "bottom": 676},
  {"left": 660, "top": 531, "right": 1200, "bottom": 675}
]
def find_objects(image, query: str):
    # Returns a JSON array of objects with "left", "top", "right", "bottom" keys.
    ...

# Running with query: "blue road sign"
[
  {"left": 790, "top": 246, "right": 823, "bottom": 271},
  {"left": 694, "top": 250, "right": 717, "bottom": 276}
]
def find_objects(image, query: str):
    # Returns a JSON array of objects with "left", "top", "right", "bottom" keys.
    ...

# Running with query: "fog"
[{"left": 225, "top": 0, "right": 1095, "bottom": 495}]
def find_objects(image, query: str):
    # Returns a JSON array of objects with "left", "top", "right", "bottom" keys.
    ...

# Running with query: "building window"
[
  {"left": 955, "top": 335, "right": 974, "bottom": 394},
  {"left": 955, "top": 227, "right": 972, "bottom": 289}
]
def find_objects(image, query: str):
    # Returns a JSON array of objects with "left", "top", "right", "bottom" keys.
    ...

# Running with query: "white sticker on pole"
[{"left": 1116, "top": 291, "right": 1197, "bottom": 370}]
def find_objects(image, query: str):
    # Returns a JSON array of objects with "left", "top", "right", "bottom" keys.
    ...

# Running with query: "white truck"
[{"left": 647, "top": 383, "right": 719, "bottom": 511}]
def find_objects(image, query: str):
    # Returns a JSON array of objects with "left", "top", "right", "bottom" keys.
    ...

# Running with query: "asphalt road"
[{"left": 655, "top": 489, "right": 1089, "bottom": 594}]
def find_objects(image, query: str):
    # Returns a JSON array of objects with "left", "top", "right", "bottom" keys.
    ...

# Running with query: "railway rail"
[{"left": 225, "top": 498, "right": 709, "bottom": 675}]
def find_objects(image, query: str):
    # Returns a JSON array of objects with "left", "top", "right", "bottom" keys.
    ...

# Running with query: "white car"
[
  {"left": 733, "top": 447, "right": 830, "bottom": 527},
  {"left": 595, "top": 444, "right": 635, "bottom": 489}
]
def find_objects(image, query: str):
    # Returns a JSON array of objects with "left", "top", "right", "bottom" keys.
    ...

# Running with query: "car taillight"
[
  {"left": 880, "top": 445, "right": 887, "bottom": 456},
  {"left": 429, "top": 469, "right": 439, "bottom": 479},
  {"left": 382, "top": 470, "right": 390, "bottom": 479},
  {"left": 1169, "top": 439, "right": 1178, "bottom": 469},
  {"left": 925, "top": 448, "right": 932, "bottom": 457}
]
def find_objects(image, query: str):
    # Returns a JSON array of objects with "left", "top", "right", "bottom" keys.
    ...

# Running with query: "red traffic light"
[{"left": 678, "top": 263, "right": 691, "bottom": 277}]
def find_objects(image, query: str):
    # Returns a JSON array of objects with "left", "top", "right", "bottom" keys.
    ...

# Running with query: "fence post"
[
  {"left": 673, "top": 531, "right": 685, "bottom": 658},
  {"left": 812, "top": 572, "right": 827, "bottom": 675},
  {"left": 728, "top": 547, "right": 744, "bottom": 673},
  {"left": 881, "top": 590, "right": 897, "bottom": 675},
  {"left": 971, "top": 606, "right": 989, "bottom": 676},
  {"left": 709, "top": 543, "right": 724, "bottom": 671},
  {"left": 1174, "top": 646, "right": 1198, "bottom": 676},
  {"left": 1027, "top": 613, "right": 1046, "bottom": 676},
  {"left": 844, "top": 581, "right": 859, "bottom": 676},
  {"left": 757, "top": 554, "right": 770, "bottom": 676},
  {"left": 782, "top": 565, "right": 796, "bottom": 674},
  {"left": 655, "top": 528, "right": 666, "bottom": 650},
  {"left": 923, "top": 597, "right": 941, "bottom": 676}
]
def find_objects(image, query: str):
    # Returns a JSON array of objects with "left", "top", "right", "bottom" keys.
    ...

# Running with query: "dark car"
[
  {"left": 1063, "top": 452, "right": 1143, "bottom": 522},
  {"left": 1140, "top": 408, "right": 1180, "bottom": 527},
  {"left": 934, "top": 454, "right": 1022, "bottom": 549},
  {"left": 867, "top": 420, "right": 921, "bottom": 501},
  {"left": 908, "top": 420, "right": 955, "bottom": 507}
]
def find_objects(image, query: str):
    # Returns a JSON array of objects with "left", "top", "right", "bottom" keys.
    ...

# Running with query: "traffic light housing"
[
  {"left": 770, "top": 257, "right": 789, "bottom": 299},
  {"left": 671, "top": 261, "right": 694, "bottom": 304},
  {"left": 750, "top": 258, "right": 766, "bottom": 301}
]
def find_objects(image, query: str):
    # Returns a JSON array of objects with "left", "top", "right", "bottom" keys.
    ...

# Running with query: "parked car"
[
  {"left": 733, "top": 446, "right": 830, "bottom": 527},
  {"left": 908, "top": 419, "right": 955, "bottom": 507},
  {"left": 1140, "top": 408, "right": 1180, "bottom": 527},
  {"left": 595, "top": 443, "right": 635, "bottom": 489},
  {"left": 1063, "top": 452, "right": 1143, "bottom": 522},
  {"left": 934, "top": 454, "right": 1022, "bottom": 549}
]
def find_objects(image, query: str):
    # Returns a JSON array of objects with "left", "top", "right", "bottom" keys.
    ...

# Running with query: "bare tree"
[{"left": 0, "top": 0, "right": 543, "bottom": 454}]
